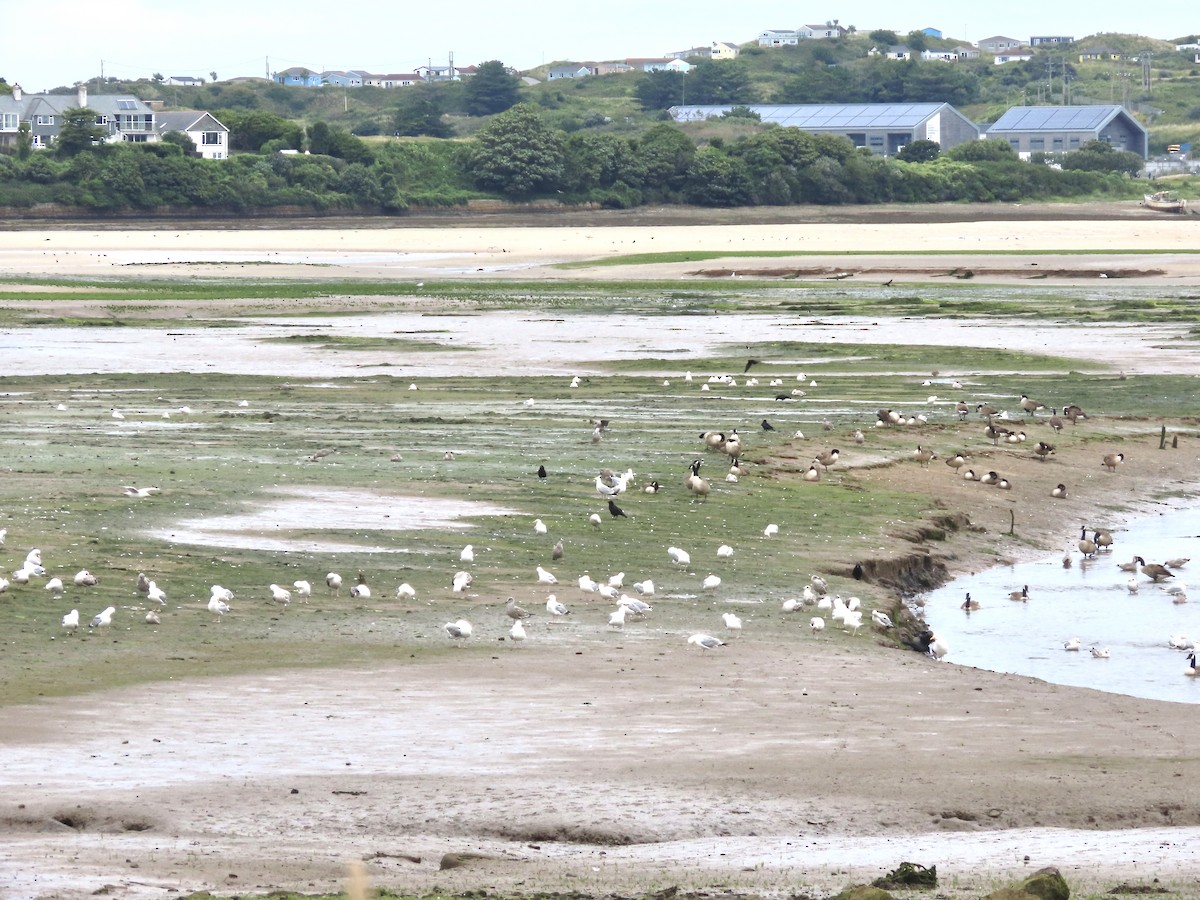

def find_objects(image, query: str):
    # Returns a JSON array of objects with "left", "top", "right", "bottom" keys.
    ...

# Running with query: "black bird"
[
  {"left": 607, "top": 499, "right": 628, "bottom": 519},
  {"left": 743, "top": 358, "right": 762, "bottom": 373},
  {"left": 852, "top": 562, "right": 864, "bottom": 581},
  {"left": 537, "top": 464, "right": 547, "bottom": 479},
  {"left": 882, "top": 278, "right": 893, "bottom": 287},
  {"left": 761, "top": 419, "right": 775, "bottom": 431}
]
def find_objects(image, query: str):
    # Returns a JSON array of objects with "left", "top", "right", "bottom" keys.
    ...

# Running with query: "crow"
[
  {"left": 607, "top": 499, "right": 628, "bottom": 519},
  {"left": 743, "top": 358, "right": 761, "bottom": 373},
  {"left": 537, "top": 464, "right": 547, "bottom": 479},
  {"left": 761, "top": 419, "right": 775, "bottom": 431},
  {"left": 882, "top": 278, "right": 894, "bottom": 287}
]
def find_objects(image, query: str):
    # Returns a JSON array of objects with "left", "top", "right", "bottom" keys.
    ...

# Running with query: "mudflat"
[{"left": 2, "top": 205, "right": 1200, "bottom": 900}]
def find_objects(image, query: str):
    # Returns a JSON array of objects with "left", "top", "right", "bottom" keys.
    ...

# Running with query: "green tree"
[
  {"left": 15, "top": 121, "right": 32, "bottom": 160},
  {"left": 634, "top": 70, "right": 685, "bottom": 111},
  {"left": 1061, "top": 140, "right": 1143, "bottom": 176},
  {"left": 54, "top": 107, "right": 106, "bottom": 157},
  {"left": 946, "top": 138, "right": 1018, "bottom": 162},
  {"left": 393, "top": 85, "right": 454, "bottom": 137},
  {"left": 869, "top": 29, "right": 899, "bottom": 45},
  {"left": 683, "top": 60, "right": 758, "bottom": 105},
  {"left": 896, "top": 138, "right": 940, "bottom": 162},
  {"left": 637, "top": 124, "right": 695, "bottom": 197},
  {"left": 216, "top": 109, "right": 302, "bottom": 152},
  {"left": 467, "top": 103, "right": 564, "bottom": 196},
  {"left": 905, "top": 31, "right": 928, "bottom": 52},
  {"left": 160, "top": 130, "right": 197, "bottom": 156},
  {"left": 463, "top": 60, "right": 520, "bottom": 116},
  {"left": 682, "top": 147, "right": 752, "bottom": 206}
]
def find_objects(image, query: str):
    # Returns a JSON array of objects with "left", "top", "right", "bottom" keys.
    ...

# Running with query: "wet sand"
[{"left": 3, "top": 211, "right": 1200, "bottom": 900}]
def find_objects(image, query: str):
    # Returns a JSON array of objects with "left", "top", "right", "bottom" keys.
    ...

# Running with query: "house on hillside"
[
  {"left": 1031, "top": 35, "right": 1074, "bottom": 46},
  {"left": 985, "top": 105, "right": 1148, "bottom": 158},
  {"left": 1077, "top": 48, "right": 1121, "bottom": 61},
  {"left": 922, "top": 27, "right": 943, "bottom": 39},
  {"left": 711, "top": 42, "right": 740, "bottom": 60},
  {"left": 362, "top": 73, "right": 422, "bottom": 88},
  {"left": 669, "top": 102, "right": 980, "bottom": 156},
  {"left": 758, "top": 29, "right": 799, "bottom": 47},
  {"left": 627, "top": 58, "right": 693, "bottom": 73},
  {"left": 978, "top": 36, "right": 1024, "bottom": 53},
  {"left": 591, "top": 61, "right": 633, "bottom": 75},
  {"left": 797, "top": 24, "right": 846, "bottom": 39},
  {"left": 324, "top": 71, "right": 365, "bottom": 87},
  {"left": 869, "top": 45, "right": 912, "bottom": 60},
  {"left": 0, "top": 84, "right": 159, "bottom": 152},
  {"left": 164, "top": 76, "right": 204, "bottom": 87},
  {"left": 273, "top": 67, "right": 323, "bottom": 86},
  {"left": 156, "top": 110, "right": 229, "bottom": 160},
  {"left": 668, "top": 47, "right": 711, "bottom": 61},
  {"left": 954, "top": 46, "right": 981, "bottom": 60},
  {"left": 547, "top": 65, "right": 592, "bottom": 79},
  {"left": 994, "top": 53, "right": 1033, "bottom": 65},
  {"left": 922, "top": 49, "right": 959, "bottom": 62}
]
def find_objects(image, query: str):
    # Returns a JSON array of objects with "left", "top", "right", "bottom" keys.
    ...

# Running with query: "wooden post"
[{"left": 1160, "top": 425, "right": 1167, "bottom": 449}]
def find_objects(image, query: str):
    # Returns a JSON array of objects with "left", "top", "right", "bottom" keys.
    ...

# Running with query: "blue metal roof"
[{"left": 987, "top": 105, "right": 1139, "bottom": 133}]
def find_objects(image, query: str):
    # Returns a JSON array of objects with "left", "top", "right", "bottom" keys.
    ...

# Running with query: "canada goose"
[
  {"left": 803, "top": 464, "right": 821, "bottom": 482},
  {"left": 955, "top": 401, "right": 970, "bottom": 419},
  {"left": 701, "top": 430, "right": 725, "bottom": 449},
  {"left": 945, "top": 452, "right": 966, "bottom": 472},
  {"left": 1062, "top": 404, "right": 1087, "bottom": 423},
  {"left": 913, "top": 445, "right": 936, "bottom": 467},
  {"left": 724, "top": 431, "right": 743, "bottom": 455},
  {"left": 1117, "top": 556, "right": 1141, "bottom": 573},
  {"left": 979, "top": 470, "right": 1000, "bottom": 485},
  {"left": 643, "top": 480, "right": 661, "bottom": 494},
  {"left": 1033, "top": 441, "right": 1055, "bottom": 461},
  {"left": 1078, "top": 526, "right": 1098, "bottom": 558},
  {"left": 960, "top": 592, "right": 980, "bottom": 611},
  {"left": 1051, "top": 483, "right": 1068, "bottom": 499},
  {"left": 729, "top": 458, "right": 749, "bottom": 477},
  {"left": 962, "top": 468, "right": 979, "bottom": 481},
  {"left": 1092, "top": 530, "right": 1113, "bottom": 553},
  {"left": 1141, "top": 560, "right": 1175, "bottom": 582},
  {"left": 1005, "top": 431, "right": 1027, "bottom": 445},
  {"left": 505, "top": 597, "right": 533, "bottom": 621},
  {"left": 686, "top": 459, "right": 710, "bottom": 499},
  {"left": 1020, "top": 394, "right": 1046, "bottom": 414},
  {"left": 996, "top": 477, "right": 1013, "bottom": 490},
  {"left": 877, "top": 409, "right": 900, "bottom": 426},
  {"left": 1063, "top": 637, "right": 1081, "bottom": 651},
  {"left": 1048, "top": 414, "right": 1065, "bottom": 432},
  {"left": 986, "top": 423, "right": 1011, "bottom": 445},
  {"left": 814, "top": 448, "right": 840, "bottom": 470},
  {"left": 1102, "top": 452, "right": 1125, "bottom": 473},
  {"left": 1187, "top": 652, "right": 1198, "bottom": 676},
  {"left": 1008, "top": 584, "right": 1029, "bottom": 602},
  {"left": 977, "top": 403, "right": 999, "bottom": 418},
  {"left": 1090, "top": 647, "right": 1110, "bottom": 659}
]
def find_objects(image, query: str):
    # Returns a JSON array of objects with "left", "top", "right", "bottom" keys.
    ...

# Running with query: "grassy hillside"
[{"left": 24, "top": 31, "right": 1200, "bottom": 154}]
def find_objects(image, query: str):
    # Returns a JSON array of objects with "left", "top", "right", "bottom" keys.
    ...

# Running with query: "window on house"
[
  {"left": 1010, "top": 139, "right": 1020, "bottom": 150},
  {"left": 1, "top": 113, "right": 18, "bottom": 130},
  {"left": 868, "top": 136, "right": 884, "bottom": 146},
  {"left": 1069, "top": 137, "right": 1080, "bottom": 148},
  {"left": 201, "top": 132, "right": 222, "bottom": 145},
  {"left": 1030, "top": 138, "right": 1045, "bottom": 150},
  {"left": 1052, "top": 138, "right": 1063, "bottom": 150}
]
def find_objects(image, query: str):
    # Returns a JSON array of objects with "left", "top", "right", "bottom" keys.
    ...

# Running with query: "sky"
[{"left": 7, "top": 0, "right": 1197, "bottom": 93}]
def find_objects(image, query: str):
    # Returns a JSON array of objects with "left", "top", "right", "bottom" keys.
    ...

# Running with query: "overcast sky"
[{"left": 8, "top": 0, "right": 1196, "bottom": 92}]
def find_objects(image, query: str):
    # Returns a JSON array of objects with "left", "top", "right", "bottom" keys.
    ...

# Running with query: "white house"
[
  {"left": 164, "top": 76, "right": 204, "bottom": 87},
  {"left": 758, "top": 29, "right": 799, "bottom": 47},
  {"left": 994, "top": 53, "right": 1033, "bottom": 65},
  {"left": 155, "top": 110, "right": 230, "bottom": 160},
  {"left": 797, "top": 24, "right": 845, "bottom": 39}
]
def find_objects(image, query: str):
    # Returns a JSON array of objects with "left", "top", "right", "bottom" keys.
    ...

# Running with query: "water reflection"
[{"left": 926, "top": 504, "right": 1200, "bottom": 703}]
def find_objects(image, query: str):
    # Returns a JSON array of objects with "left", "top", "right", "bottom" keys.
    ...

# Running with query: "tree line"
[{"left": 0, "top": 101, "right": 1143, "bottom": 214}]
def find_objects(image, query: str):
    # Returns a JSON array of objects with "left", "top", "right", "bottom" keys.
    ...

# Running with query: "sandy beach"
[{"left": 2, "top": 207, "right": 1200, "bottom": 900}]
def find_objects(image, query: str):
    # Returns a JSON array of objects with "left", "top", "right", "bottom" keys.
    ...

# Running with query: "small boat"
[{"left": 1142, "top": 191, "right": 1188, "bottom": 213}]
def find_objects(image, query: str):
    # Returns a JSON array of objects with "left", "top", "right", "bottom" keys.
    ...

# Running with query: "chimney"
[
  {"left": 11, "top": 83, "right": 21, "bottom": 102},
  {"left": 77, "top": 83, "right": 87, "bottom": 108}
]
